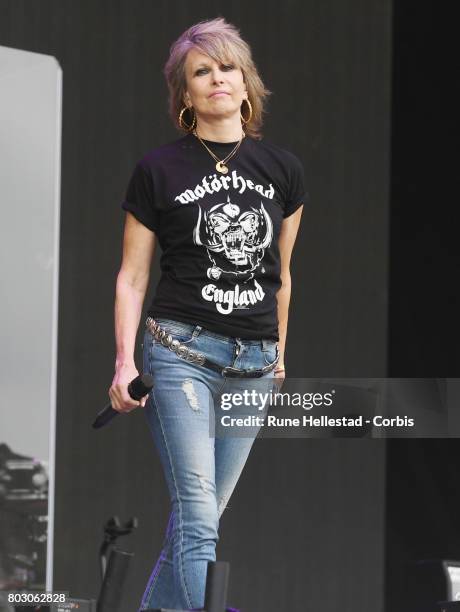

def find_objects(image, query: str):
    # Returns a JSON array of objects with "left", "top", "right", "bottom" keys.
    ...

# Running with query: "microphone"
[{"left": 92, "top": 373, "right": 154, "bottom": 429}]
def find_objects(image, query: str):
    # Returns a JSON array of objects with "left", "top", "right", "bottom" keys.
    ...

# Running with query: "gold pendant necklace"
[
  {"left": 193, "top": 129, "right": 245, "bottom": 174},
  {"left": 215, "top": 161, "right": 228, "bottom": 174}
]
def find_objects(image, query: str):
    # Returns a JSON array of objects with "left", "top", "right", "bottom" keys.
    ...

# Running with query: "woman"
[{"left": 109, "top": 16, "right": 307, "bottom": 611}]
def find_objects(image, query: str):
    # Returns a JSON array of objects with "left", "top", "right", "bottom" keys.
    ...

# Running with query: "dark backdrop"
[
  {"left": 385, "top": 3, "right": 460, "bottom": 611},
  {"left": 1, "top": 1, "right": 393, "bottom": 611}
]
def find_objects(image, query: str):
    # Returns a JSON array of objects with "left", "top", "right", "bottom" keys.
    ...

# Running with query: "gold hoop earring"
[
  {"left": 179, "top": 106, "right": 196, "bottom": 131},
  {"left": 240, "top": 98, "right": 253, "bottom": 125}
]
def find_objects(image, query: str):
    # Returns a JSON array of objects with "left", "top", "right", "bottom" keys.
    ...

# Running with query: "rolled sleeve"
[
  {"left": 283, "top": 154, "right": 309, "bottom": 218},
  {"left": 121, "top": 161, "right": 160, "bottom": 233}
]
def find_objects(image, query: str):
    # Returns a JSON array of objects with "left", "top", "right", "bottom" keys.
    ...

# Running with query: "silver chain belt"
[{"left": 145, "top": 317, "right": 279, "bottom": 378}]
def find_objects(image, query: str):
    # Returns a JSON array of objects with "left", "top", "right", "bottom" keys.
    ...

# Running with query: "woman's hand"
[
  {"left": 273, "top": 365, "right": 286, "bottom": 391},
  {"left": 109, "top": 363, "right": 149, "bottom": 413}
]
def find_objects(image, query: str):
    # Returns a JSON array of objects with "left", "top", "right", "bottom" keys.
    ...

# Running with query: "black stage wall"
[{"left": 0, "top": 2, "right": 391, "bottom": 610}]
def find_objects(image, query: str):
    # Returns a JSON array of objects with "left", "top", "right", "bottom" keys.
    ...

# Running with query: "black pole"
[
  {"left": 204, "top": 561, "right": 230, "bottom": 612},
  {"left": 97, "top": 548, "right": 134, "bottom": 612}
]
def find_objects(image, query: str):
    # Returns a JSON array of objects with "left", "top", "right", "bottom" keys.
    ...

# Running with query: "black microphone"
[{"left": 92, "top": 373, "right": 154, "bottom": 429}]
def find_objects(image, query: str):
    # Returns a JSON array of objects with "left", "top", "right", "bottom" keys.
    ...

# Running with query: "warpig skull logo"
[{"left": 193, "top": 196, "right": 273, "bottom": 281}]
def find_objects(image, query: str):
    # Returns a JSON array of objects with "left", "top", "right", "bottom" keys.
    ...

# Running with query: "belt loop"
[
  {"left": 261, "top": 339, "right": 269, "bottom": 351},
  {"left": 192, "top": 325, "right": 202, "bottom": 339}
]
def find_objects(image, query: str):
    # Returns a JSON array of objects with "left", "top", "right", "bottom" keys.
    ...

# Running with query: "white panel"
[{"left": 0, "top": 45, "right": 62, "bottom": 593}]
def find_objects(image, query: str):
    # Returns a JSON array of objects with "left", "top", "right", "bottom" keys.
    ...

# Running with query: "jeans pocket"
[
  {"left": 169, "top": 332, "right": 195, "bottom": 345},
  {"left": 262, "top": 341, "right": 278, "bottom": 366}
]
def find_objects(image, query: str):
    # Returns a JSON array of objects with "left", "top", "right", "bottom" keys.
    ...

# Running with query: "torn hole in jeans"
[{"left": 182, "top": 378, "right": 200, "bottom": 411}]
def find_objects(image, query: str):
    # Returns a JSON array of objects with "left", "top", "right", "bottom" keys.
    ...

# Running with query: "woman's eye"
[{"left": 195, "top": 64, "right": 235, "bottom": 76}]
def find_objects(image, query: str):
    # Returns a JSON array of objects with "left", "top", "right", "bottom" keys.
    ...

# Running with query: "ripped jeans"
[{"left": 139, "top": 318, "right": 277, "bottom": 611}]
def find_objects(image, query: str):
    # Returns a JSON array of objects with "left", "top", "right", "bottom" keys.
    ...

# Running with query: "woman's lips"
[{"left": 209, "top": 92, "right": 229, "bottom": 98}]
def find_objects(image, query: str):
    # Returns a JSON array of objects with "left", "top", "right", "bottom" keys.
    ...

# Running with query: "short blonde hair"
[{"left": 163, "top": 17, "right": 272, "bottom": 140}]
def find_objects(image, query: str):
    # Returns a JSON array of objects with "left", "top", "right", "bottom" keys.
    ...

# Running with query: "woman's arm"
[
  {"left": 276, "top": 205, "right": 304, "bottom": 376},
  {"left": 109, "top": 212, "right": 156, "bottom": 412}
]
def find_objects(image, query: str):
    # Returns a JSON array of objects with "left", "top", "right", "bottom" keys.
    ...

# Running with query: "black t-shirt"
[{"left": 121, "top": 132, "right": 308, "bottom": 340}]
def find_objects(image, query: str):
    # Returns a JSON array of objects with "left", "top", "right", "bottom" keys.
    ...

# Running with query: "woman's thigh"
[
  {"left": 143, "top": 329, "right": 219, "bottom": 502},
  {"left": 212, "top": 344, "right": 277, "bottom": 515}
]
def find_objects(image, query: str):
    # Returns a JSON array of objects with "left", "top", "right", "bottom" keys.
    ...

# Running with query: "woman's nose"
[{"left": 210, "top": 68, "right": 224, "bottom": 83}]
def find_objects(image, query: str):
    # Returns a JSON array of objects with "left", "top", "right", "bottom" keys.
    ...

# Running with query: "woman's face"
[{"left": 182, "top": 47, "right": 248, "bottom": 123}]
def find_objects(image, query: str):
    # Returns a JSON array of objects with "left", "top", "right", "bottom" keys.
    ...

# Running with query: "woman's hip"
[{"left": 142, "top": 317, "right": 279, "bottom": 378}]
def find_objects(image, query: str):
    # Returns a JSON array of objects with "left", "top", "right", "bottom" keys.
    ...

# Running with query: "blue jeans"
[{"left": 139, "top": 318, "right": 278, "bottom": 611}]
